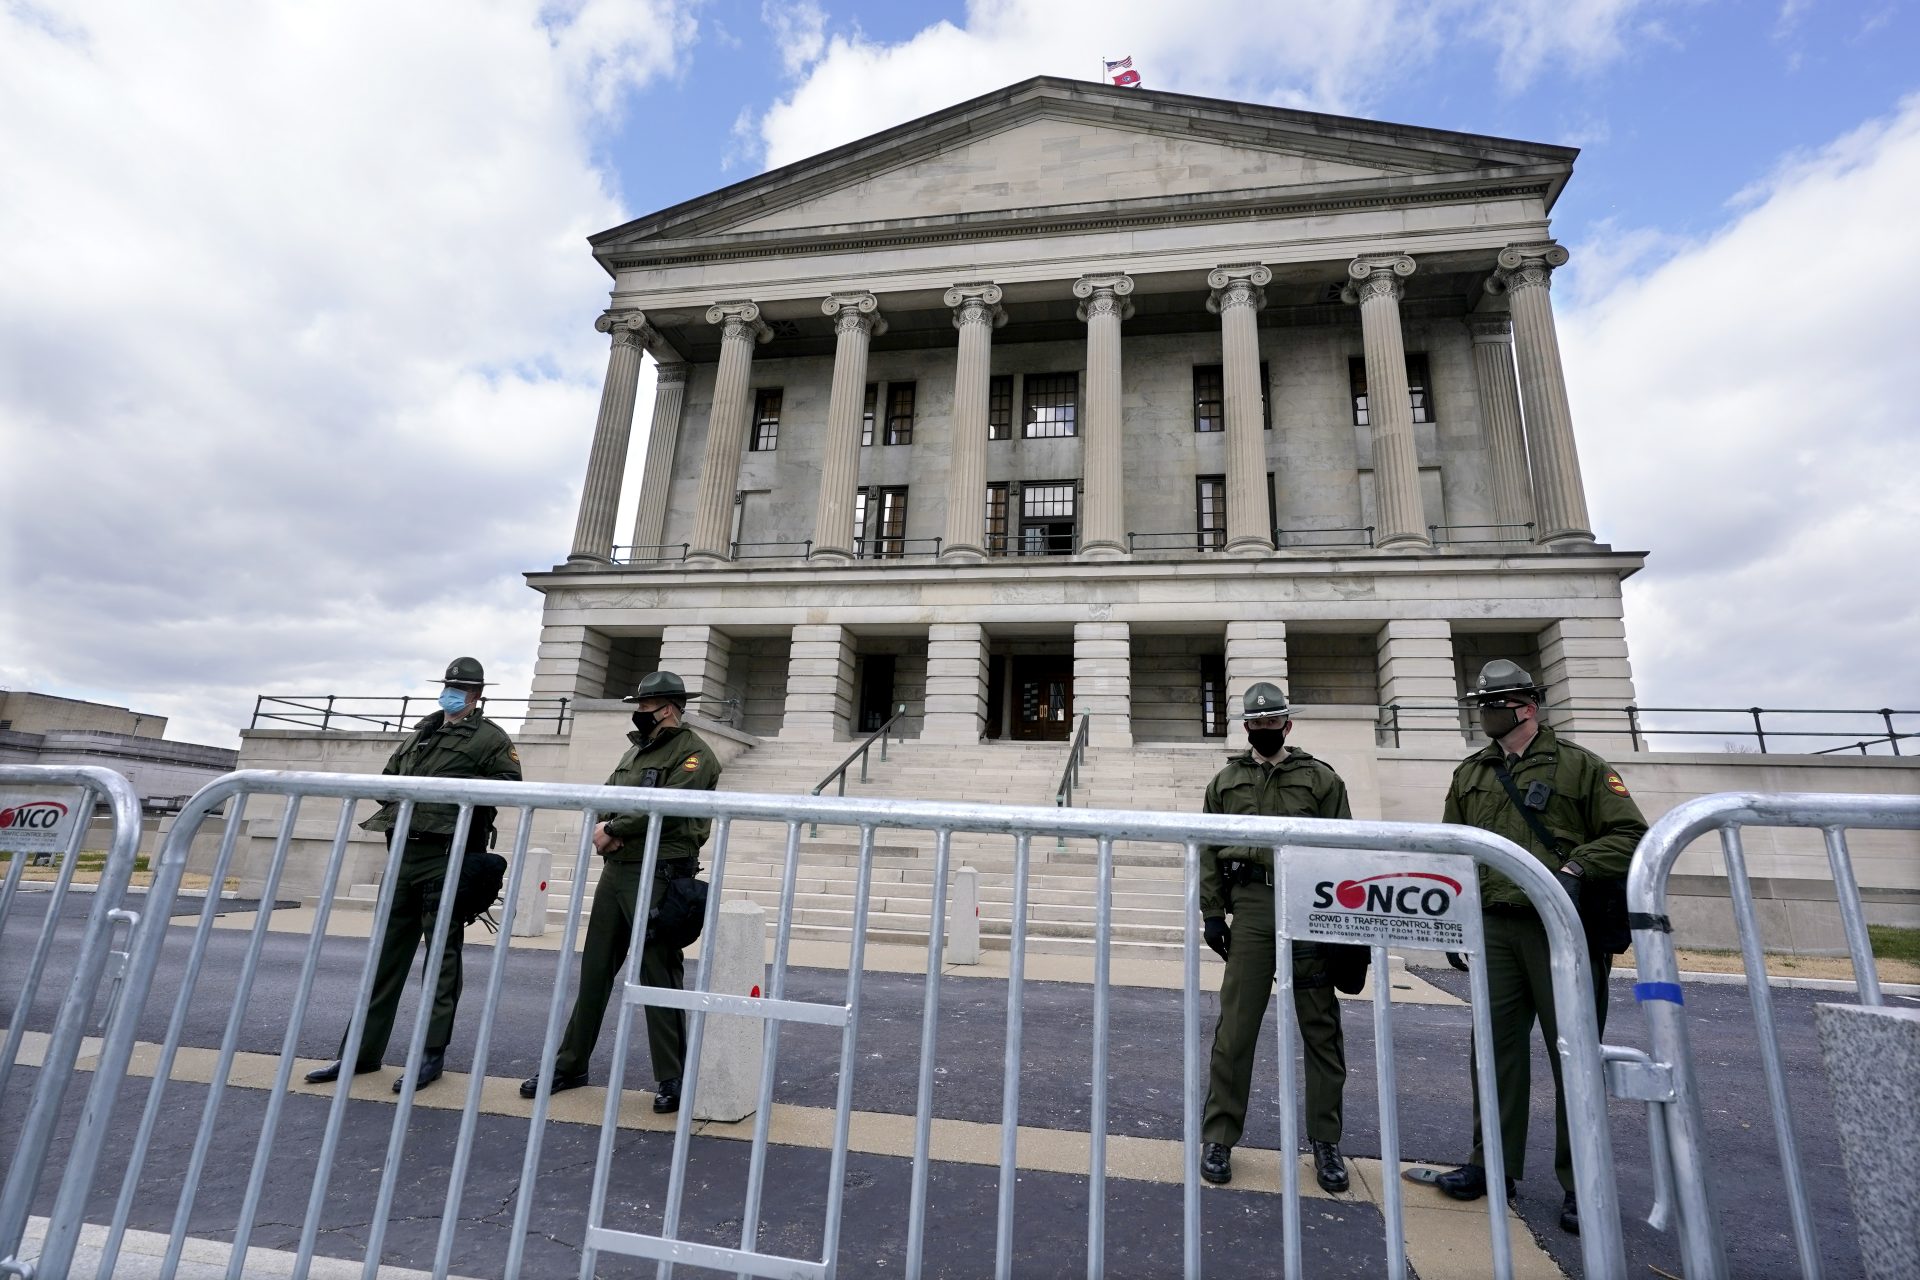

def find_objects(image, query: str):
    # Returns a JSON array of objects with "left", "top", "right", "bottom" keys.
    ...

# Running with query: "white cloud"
[
  {"left": 1562, "top": 93, "right": 1920, "bottom": 712},
  {"left": 0, "top": 1, "right": 695, "bottom": 746},
  {"left": 762, "top": 0, "right": 828, "bottom": 76},
  {"left": 749, "top": 0, "right": 1678, "bottom": 170}
]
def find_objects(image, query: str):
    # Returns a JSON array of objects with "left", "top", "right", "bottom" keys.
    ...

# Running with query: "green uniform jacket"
[
  {"left": 1442, "top": 725, "right": 1648, "bottom": 908},
  {"left": 1200, "top": 747, "right": 1352, "bottom": 917},
  {"left": 601, "top": 721, "right": 722, "bottom": 863},
  {"left": 361, "top": 710, "right": 521, "bottom": 836}
]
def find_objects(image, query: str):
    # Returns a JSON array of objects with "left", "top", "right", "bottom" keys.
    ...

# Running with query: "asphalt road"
[{"left": 2, "top": 889, "right": 1894, "bottom": 1278}]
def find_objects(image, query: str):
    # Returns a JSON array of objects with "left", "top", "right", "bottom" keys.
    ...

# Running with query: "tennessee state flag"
[{"left": 1105, "top": 56, "right": 1142, "bottom": 88}]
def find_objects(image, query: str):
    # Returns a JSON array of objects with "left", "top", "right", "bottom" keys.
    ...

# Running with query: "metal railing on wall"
[
  {"left": 1376, "top": 701, "right": 1917, "bottom": 755},
  {"left": 853, "top": 536, "right": 942, "bottom": 560},
  {"left": 610, "top": 543, "right": 690, "bottom": 564},
  {"left": 249, "top": 696, "right": 574, "bottom": 735},
  {"left": 729, "top": 539, "right": 812, "bottom": 560},
  {"left": 1275, "top": 525, "right": 1375, "bottom": 548}
]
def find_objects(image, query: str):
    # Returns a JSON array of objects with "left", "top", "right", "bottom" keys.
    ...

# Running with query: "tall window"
[
  {"left": 861, "top": 383, "right": 877, "bottom": 447},
  {"left": 884, "top": 381, "right": 916, "bottom": 445},
  {"left": 1019, "top": 482, "right": 1075, "bottom": 555},
  {"left": 1022, "top": 373, "right": 1078, "bottom": 438},
  {"left": 1349, "top": 354, "right": 1432, "bottom": 426},
  {"left": 750, "top": 388, "right": 782, "bottom": 451},
  {"left": 1195, "top": 475, "right": 1226, "bottom": 550},
  {"left": 985, "top": 482, "right": 1010, "bottom": 555},
  {"left": 1193, "top": 363, "right": 1272, "bottom": 432},
  {"left": 875, "top": 486, "right": 909, "bottom": 558},
  {"left": 852, "top": 489, "right": 868, "bottom": 547},
  {"left": 987, "top": 374, "right": 1014, "bottom": 441},
  {"left": 1200, "top": 654, "right": 1228, "bottom": 737}
]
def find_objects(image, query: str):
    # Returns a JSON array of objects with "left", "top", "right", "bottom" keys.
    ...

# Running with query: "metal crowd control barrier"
[
  {"left": 1628, "top": 790, "right": 1920, "bottom": 1280},
  {"left": 0, "top": 765, "right": 144, "bottom": 1277},
  {"left": 19, "top": 768, "right": 1626, "bottom": 1279}
]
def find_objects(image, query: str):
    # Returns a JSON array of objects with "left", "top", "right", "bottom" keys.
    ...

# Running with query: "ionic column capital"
[
  {"left": 1340, "top": 253, "right": 1417, "bottom": 305},
  {"left": 596, "top": 308, "right": 656, "bottom": 350},
  {"left": 1486, "top": 242, "right": 1570, "bottom": 296},
  {"left": 1072, "top": 273, "right": 1135, "bottom": 323},
  {"left": 1206, "top": 263, "right": 1272, "bottom": 315},
  {"left": 945, "top": 282, "right": 1007, "bottom": 330},
  {"left": 821, "top": 291, "right": 888, "bottom": 337},
  {"left": 706, "top": 300, "right": 774, "bottom": 344},
  {"left": 1469, "top": 317, "right": 1514, "bottom": 344},
  {"left": 654, "top": 361, "right": 689, "bottom": 386}
]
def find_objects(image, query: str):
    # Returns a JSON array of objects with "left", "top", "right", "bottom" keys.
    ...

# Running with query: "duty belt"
[{"left": 1222, "top": 859, "right": 1273, "bottom": 888}]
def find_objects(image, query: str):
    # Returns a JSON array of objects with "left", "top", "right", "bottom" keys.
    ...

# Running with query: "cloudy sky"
[{"left": 2, "top": 0, "right": 1915, "bottom": 749}]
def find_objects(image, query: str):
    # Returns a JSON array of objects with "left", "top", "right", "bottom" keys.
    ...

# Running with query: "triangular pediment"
[{"left": 594, "top": 78, "right": 1574, "bottom": 259}]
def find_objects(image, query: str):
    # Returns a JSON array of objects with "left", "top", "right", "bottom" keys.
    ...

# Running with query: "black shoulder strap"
[{"left": 1492, "top": 761, "right": 1566, "bottom": 858}]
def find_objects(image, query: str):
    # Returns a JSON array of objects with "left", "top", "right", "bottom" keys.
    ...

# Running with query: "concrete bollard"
[
  {"left": 947, "top": 865, "right": 981, "bottom": 965},
  {"left": 1815, "top": 1002, "right": 1920, "bottom": 1280},
  {"left": 511, "top": 847, "right": 552, "bottom": 937},
  {"left": 693, "top": 900, "right": 767, "bottom": 1122}
]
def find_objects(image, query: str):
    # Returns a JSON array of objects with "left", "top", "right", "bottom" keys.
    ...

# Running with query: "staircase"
[{"left": 533, "top": 738, "right": 1240, "bottom": 957}]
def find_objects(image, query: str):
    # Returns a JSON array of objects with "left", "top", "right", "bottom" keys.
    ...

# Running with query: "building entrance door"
[
  {"left": 857, "top": 655, "right": 896, "bottom": 732},
  {"left": 1010, "top": 656, "right": 1073, "bottom": 741}
]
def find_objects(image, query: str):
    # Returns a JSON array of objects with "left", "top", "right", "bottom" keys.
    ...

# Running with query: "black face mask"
[
  {"left": 1247, "top": 727, "right": 1288, "bottom": 757},
  {"left": 1479, "top": 704, "right": 1524, "bottom": 740},
  {"left": 632, "top": 705, "right": 675, "bottom": 737}
]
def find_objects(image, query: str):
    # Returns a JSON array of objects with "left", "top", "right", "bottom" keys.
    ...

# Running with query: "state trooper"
[
  {"left": 1198, "top": 681, "right": 1363, "bottom": 1192},
  {"left": 523, "top": 670, "right": 720, "bottom": 1114},
  {"left": 1428, "top": 659, "right": 1646, "bottom": 1236},
  {"left": 307, "top": 657, "right": 522, "bottom": 1092}
]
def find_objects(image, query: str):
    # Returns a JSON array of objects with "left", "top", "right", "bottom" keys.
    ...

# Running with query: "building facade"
[{"left": 529, "top": 78, "right": 1641, "bottom": 751}]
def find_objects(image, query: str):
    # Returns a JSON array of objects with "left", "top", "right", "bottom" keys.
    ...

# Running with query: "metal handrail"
[
  {"left": 683, "top": 694, "right": 743, "bottom": 727},
  {"left": 853, "top": 536, "right": 942, "bottom": 559},
  {"left": 1126, "top": 531, "right": 1225, "bottom": 553},
  {"left": 1375, "top": 701, "right": 1916, "bottom": 755},
  {"left": 729, "top": 539, "right": 813, "bottom": 560},
  {"left": 1274, "top": 525, "right": 1375, "bottom": 548},
  {"left": 1428, "top": 522, "right": 1534, "bottom": 545},
  {"left": 993, "top": 533, "right": 1079, "bottom": 557},
  {"left": 1053, "top": 712, "right": 1094, "bottom": 851},
  {"left": 611, "top": 543, "right": 691, "bottom": 563},
  {"left": 808, "top": 703, "right": 908, "bottom": 835},
  {"left": 249, "top": 695, "right": 574, "bottom": 734}
]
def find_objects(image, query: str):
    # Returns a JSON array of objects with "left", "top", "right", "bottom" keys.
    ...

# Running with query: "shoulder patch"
[
  {"left": 1605, "top": 770, "right": 1630, "bottom": 797},
  {"left": 509, "top": 748, "right": 520, "bottom": 763},
  {"left": 682, "top": 755, "right": 701, "bottom": 771}
]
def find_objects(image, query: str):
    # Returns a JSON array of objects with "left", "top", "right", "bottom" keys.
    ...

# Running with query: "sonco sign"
[
  {"left": 1281, "top": 847, "right": 1483, "bottom": 953},
  {"left": 0, "top": 788, "right": 85, "bottom": 855}
]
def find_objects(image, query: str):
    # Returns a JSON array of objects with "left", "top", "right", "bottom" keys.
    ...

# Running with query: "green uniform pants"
[
  {"left": 1466, "top": 909, "right": 1612, "bottom": 1190},
  {"left": 343, "top": 839, "right": 464, "bottom": 1070},
  {"left": 1204, "top": 882, "right": 1345, "bottom": 1148},
  {"left": 555, "top": 861, "right": 687, "bottom": 1085}
]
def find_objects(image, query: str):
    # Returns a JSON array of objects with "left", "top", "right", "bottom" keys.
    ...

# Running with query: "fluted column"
[
  {"left": 1469, "top": 319, "right": 1535, "bottom": 532},
  {"left": 1205, "top": 264, "right": 1273, "bottom": 555},
  {"left": 941, "top": 283, "right": 1006, "bottom": 562},
  {"left": 1342, "top": 254, "right": 1429, "bottom": 550},
  {"left": 688, "top": 301, "right": 772, "bottom": 562},
  {"left": 1073, "top": 274, "right": 1134, "bottom": 559},
  {"left": 567, "top": 309, "right": 651, "bottom": 564},
  {"left": 628, "top": 361, "right": 689, "bottom": 556},
  {"left": 813, "top": 293, "right": 887, "bottom": 561},
  {"left": 1487, "top": 242, "right": 1593, "bottom": 545}
]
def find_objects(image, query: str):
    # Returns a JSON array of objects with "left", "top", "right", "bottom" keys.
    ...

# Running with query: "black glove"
[
  {"left": 1203, "top": 915, "right": 1231, "bottom": 960},
  {"left": 1556, "top": 864, "right": 1584, "bottom": 911}
]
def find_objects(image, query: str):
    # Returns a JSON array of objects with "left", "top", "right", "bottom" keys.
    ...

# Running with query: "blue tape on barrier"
[{"left": 1634, "top": 981, "right": 1684, "bottom": 1005}]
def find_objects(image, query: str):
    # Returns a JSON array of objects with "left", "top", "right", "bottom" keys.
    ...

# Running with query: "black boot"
[
  {"left": 520, "top": 1068, "right": 590, "bottom": 1100},
  {"left": 1434, "top": 1164, "right": 1516, "bottom": 1202},
  {"left": 1201, "top": 1142, "right": 1232, "bottom": 1185},
  {"left": 393, "top": 1047, "right": 446, "bottom": 1094},
  {"left": 304, "top": 1060, "right": 379, "bottom": 1085},
  {"left": 653, "top": 1077, "right": 681, "bottom": 1114},
  {"left": 1309, "top": 1140, "right": 1349, "bottom": 1194},
  {"left": 1559, "top": 1189, "right": 1579, "bottom": 1235}
]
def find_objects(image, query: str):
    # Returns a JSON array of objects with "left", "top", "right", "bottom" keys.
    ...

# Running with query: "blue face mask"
[{"left": 439, "top": 688, "right": 469, "bottom": 715}]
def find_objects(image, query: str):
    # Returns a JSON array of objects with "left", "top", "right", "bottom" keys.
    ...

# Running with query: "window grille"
[
  {"left": 750, "top": 388, "right": 782, "bottom": 451},
  {"left": 1022, "top": 373, "right": 1078, "bottom": 439},
  {"left": 985, "top": 482, "right": 1010, "bottom": 555},
  {"left": 1349, "top": 354, "right": 1432, "bottom": 426},
  {"left": 1195, "top": 475, "right": 1227, "bottom": 549},
  {"left": 885, "top": 381, "right": 916, "bottom": 445},
  {"left": 1193, "top": 363, "right": 1272, "bottom": 432},
  {"left": 861, "top": 383, "right": 876, "bottom": 447},
  {"left": 988, "top": 375, "right": 1014, "bottom": 441}
]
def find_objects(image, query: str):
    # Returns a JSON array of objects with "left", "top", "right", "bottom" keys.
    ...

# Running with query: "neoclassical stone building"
[{"left": 530, "top": 77, "right": 1639, "bottom": 751}]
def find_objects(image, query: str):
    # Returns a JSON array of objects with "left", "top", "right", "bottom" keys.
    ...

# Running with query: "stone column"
[
  {"left": 812, "top": 293, "right": 887, "bottom": 561},
  {"left": 1468, "top": 319, "right": 1534, "bottom": 533},
  {"left": 1073, "top": 274, "right": 1134, "bottom": 559},
  {"left": 1206, "top": 264, "right": 1274, "bottom": 555},
  {"left": 628, "top": 361, "right": 690, "bottom": 557},
  {"left": 567, "top": 309, "right": 652, "bottom": 565},
  {"left": 1536, "top": 617, "right": 1638, "bottom": 754},
  {"left": 1224, "top": 621, "right": 1289, "bottom": 725},
  {"left": 529, "top": 623, "right": 614, "bottom": 702},
  {"left": 781, "top": 624, "right": 857, "bottom": 741},
  {"left": 1072, "top": 622, "right": 1132, "bottom": 747},
  {"left": 689, "top": 301, "right": 772, "bottom": 562},
  {"left": 659, "top": 624, "right": 732, "bottom": 715},
  {"left": 1375, "top": 620, "right": 1458, "bottom": 745},
  {"left": 941, "top": 284, "right": 1006, "bottom": 561},
  {"left": 922, "top": 623, "right": 989, "bottom": 742},
  {"left": 1343, "top": 254, "right": 1428, "bottom": 550},
  {"left": 1488, "top": 242, "right": 1593, "bottom": 546}
]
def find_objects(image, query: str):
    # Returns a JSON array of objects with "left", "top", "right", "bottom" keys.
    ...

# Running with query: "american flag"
[{"left": 1105, "top": 56, "right": 1142, "bottom": 88}]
